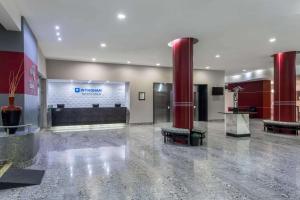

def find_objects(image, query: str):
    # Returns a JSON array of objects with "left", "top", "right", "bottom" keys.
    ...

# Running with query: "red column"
[
  {"left": 273, "top": 51, "right": 296, "bottom": 122},
  {"left": 172, "top": 38, "right": 198, "bottom": 130}
]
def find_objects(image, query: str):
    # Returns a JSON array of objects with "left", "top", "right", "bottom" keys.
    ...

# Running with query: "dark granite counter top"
[{"left": 51, "top": 107, "right": 128, "bottom": 126}]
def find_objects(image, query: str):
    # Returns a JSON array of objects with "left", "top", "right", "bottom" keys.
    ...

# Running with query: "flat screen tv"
[{"left": 212, "top": 87, "right": 224, "bottom": 95}]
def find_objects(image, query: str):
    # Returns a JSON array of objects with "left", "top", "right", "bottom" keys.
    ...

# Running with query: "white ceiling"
[{"left": 14, "top": 0, "right": 300, "bottom": 74}]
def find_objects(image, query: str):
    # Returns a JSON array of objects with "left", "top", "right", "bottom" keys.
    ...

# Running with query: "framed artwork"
[{"left": 139, "top": 92, "right": 145, "bottom": 100}]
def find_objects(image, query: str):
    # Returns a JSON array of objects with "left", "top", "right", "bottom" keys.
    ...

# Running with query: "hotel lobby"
[{"left": 1, "top": 0, "right": 300, "bottom": 199}]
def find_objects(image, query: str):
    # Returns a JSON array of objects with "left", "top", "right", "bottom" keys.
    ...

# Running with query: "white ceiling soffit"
[
  {"left": 13, "top": 0, "right": 300, "bottom": 74},
  {"left": 47, "top": 79, "right": 125, "bottom": 84},
  {"left": 0, "top": 0, "right": 21, "bottom": 31}
]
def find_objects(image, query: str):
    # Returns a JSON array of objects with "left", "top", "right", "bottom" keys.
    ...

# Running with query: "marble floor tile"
[{"left": 1, "top": 120, "right": 300, "bottom": 199}]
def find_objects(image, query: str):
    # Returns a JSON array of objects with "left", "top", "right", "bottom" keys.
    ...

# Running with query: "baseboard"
[
  {"left": 226, "top": 132, "right": 251, "bottom": 137},
  {"left": 208, "top": 119, "right": 224, "bottom": 122},
  {"left": 129, "top": 122, "right": 153, "bottom": 126}
]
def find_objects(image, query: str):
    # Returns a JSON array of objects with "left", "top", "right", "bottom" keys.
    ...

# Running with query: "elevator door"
[
  {"left": 197, "top": 84, "right": 208, "bottom": 121},
  {"left": 153, "top": 83, "right": 172, "bottom": 123}
]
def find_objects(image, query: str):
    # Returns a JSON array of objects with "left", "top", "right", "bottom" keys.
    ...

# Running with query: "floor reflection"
[{"left": 1, "top": 120, "right": 300, "bottom": 199}]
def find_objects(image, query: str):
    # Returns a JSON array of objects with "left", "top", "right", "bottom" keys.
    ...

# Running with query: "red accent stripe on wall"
[{"left": 228, "top": 80, "right": 271, "bottom": 119}]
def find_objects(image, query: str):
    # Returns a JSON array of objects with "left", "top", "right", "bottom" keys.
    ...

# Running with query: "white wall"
[
  {"left": 224, "top": 90, "right": 233, "bottom": 112},
  {"left": 47, "top": 81, "right": 127, "bottom": 108},
  {"left": 37, "top": 47, "right": 47, "bottom": 78},
  {"left": 225, "top": 68, "right": 273, "bottom": 83},
  {"left": 0, "top": 0, "right": 21, "bottom": 31},
  {"left": 46, "top": 59, "right": 225, "bottom": 123}
]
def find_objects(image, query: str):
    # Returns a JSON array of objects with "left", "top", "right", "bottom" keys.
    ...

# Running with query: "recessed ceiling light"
[
  {"left": 100, "top": 43, "right": 107, "bottom": 48},
  {"left": 58, "top": 37, "right": 62, "bottom": 41},
  {"left": 117, "top": 13, "right": 126, "bottom": 20},
  {"left": 167, "top": 41, "right": 173, "bottom": 47},
  {"left": 92, "top": 58, "right": 96, "bottom": 62},
  {"left": 215, "top": 54, "right": 220, "bottom": 58},
  {"left": 88, "top": 80, "right": 92, "bottom": 84},
  {"left": 56, "top": 32, "right": 60, "bottom": 36},
  {"left": 271, "top": 81, "right": 274, "bottom": 85},
  {"left": 156, "top": 63, "right": 161, "bottom": 66},
  {"left": 106, "top": 81, "right": 110, "bottom": 83},
  {"left": 242, "top": 69, "right": 247, "bottom": 72},
  {"left": 269, "top": 37, "right": 276, "bottom": 43},
  {"left": 205, "top": 66, "right": 210, "bottom": 69},
  {"left": 127, "top": 61, "right": 131, "bottom": 64},
  {"left": 55, "top": 25, "right": 60, "bottom": 30}
]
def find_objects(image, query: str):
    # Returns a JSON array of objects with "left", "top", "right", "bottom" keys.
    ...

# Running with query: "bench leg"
[{"left": 163, "top": 134, "right": 166, "bottom": 143}]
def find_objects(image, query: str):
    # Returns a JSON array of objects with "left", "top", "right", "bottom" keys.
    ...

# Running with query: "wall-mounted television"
[{"left": 212, "top": 87, "right": 224, "bottom": 95}]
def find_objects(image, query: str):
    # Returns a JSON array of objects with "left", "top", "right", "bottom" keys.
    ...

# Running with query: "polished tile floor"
[{"left": 1, "top": 120, "right": 300, "bottom": 200}]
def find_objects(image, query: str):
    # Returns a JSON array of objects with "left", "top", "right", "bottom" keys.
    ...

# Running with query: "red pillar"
[
  {"left": 273, "top": 51, "right": 296, "bottom": 122},
  {"left": 172, "top": 38, "right": 198, "bottom": 130}
]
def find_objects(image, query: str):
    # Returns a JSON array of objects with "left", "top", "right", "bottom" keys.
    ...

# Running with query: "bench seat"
[
  {"left": 161, "top": 127, "right": 206, "bottom": 145},
  {"left": 161, "top": 127, "right": 190, "bottom": 145},
  {"left": 263, "top": 120, "right": 300, "bottom": 135}
]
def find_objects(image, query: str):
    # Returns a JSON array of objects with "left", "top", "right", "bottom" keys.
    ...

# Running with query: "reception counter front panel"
[{"left": 51, "top": 107, "right": 127, "bottom": 126}]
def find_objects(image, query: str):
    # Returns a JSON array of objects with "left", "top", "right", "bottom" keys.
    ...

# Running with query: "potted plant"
[{"left": 1, "top": 63, "right": 23, "bottom": 134}]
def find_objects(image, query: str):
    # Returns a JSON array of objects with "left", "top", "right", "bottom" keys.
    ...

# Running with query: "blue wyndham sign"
[{"left": 74, "top": 87, "right": 102, "bottom": 95}]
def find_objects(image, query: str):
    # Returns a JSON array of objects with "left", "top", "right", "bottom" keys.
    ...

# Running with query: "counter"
[
  {"left": 219, "top": 112, "right": 252, "bottom": 137},
  {"left": 0, "top": 132, "right": 39, "bottom": 168},
  {"left": 51, "top": 107, "right": 128, "bottom": 126}
]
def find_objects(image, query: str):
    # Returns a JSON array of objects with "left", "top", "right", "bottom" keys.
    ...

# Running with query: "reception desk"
[
  {"left": 220, "top": 112, "right": 252, "bottom": 137},
  {"left": 51, "top": 107, "right": 127, "bottom": 126}
]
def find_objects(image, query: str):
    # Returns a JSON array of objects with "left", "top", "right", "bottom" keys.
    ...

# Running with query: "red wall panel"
[
  {"left": 0, "top": 51, "right": 25, "bottom": 94},
  {"left": 228, "top": 80, "right": 271, "bottom": 119},
  {"left": 0, "top": 51, "right": 38, "bottom": 96}
]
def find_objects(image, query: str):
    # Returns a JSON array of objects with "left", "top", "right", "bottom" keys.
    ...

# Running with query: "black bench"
[
  {"left": 161, "top": 127, "right": 206, "bottom": 145},
  {"left": 161, "top": 128, "right": 190, "bottom": 145},
  {"left": 263, "top": 120, "right": 300, "bottom": 135}
]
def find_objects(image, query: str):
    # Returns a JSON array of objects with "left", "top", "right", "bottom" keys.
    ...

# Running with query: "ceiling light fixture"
[
  {"left": 156, "top": 63, "right": 161, "bottom": 66},
  {"left": 58, "top": 37, "right": 62, "bottom": 41},
  {"left": 242, "top": 69, "right": 247, "bottom": 72},
  {"left": 56, "top": 32, "right": 60, "bottom": 36},
  {"left": 92, "top": 58, "right": 96, "bottom": 62},
  {"left": 127, "top": 61, "right": 131, "bottom": 64},
  {"left": 100, "top": 43, "right": 107, "bottom": 48},
  {"left": 88, "top": 80, "right": 92, "bottom": 84},
  {"left": 269, "top": 37, "right": 277, "bottom": 43},
  {"left": 215, "top": 54, "right": 221, "bottom": 58},
  {"left": 117, "top": 13, "right": 126, "bottom": 20},
  {"left": 55, "top": 25, "right": 60, "bottom": 30},
  {"left": 205, "top": 66, "right": 210, "bottom": 69}
]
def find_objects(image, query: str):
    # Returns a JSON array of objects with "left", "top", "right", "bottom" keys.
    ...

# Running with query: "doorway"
[
  {"left": 195, "top": 84, "right": 208, "bottom": 121},
  {"left": 153, "top": 83, "right": 208, "bottom": 123},
  {"left": 153, "top": 83, "right": 172, "bottom": 123}
]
